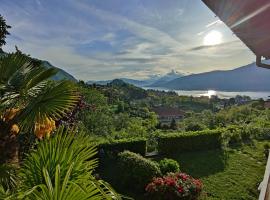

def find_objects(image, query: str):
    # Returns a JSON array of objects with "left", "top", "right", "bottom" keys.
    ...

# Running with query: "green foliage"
[
  {"left": 159, "top": 158, "right": 180, "bottom": 175},
  {"left": 118, "top": 151, "right": 161, "bottom": 190},
  {"left": 20, "top": 164, "right": 120, "bottom": 200},
  {"left": 98, "top": 138, "right": 147, "bottom": 156},
  {"left": 0, "top": 15, "right": 11, "bottom": 47},
  {"left": 0, "top": 164, "right": 17, "bottom": 191},
  {"left": 157, "top": 142, "right": 266, "bottom": 200},
  {"left": 0, "top": 53, "right": 78, "bottom": 131},
  {"left": 77, "top": 85, "right": 157, "bottom": 138},
  {"left": 18, "top": 127, "right": 120, "bottom": 199},
  {"left": 158, "top": 129, "right": 223, "bottom": 155},
  {"left": 169, "top": 119, "right": 177, "bottom": 130},
  {"left": 0, "top": 185, "right": 11, "bottom": 200}
]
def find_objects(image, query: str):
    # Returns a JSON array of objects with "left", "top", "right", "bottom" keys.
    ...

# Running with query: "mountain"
[
  {"left": 0, "top": 51, "right": 77, "bottom": 82},
  {"left": 87, "top": 69, "right": 185, "bottom": 87},
  {"left": 152, "top": 62, "right": 270, "bottom": 91},
  {"left": 149, "top": 70, "right": 185, "bottom": 86},
  {"left": 41, "top": 61, "right": 77, "bottom": 82}
]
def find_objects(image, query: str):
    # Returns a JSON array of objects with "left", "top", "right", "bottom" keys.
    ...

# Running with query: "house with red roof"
[{"left": 152, "top": 107, "right": 185, "bottom": 125}]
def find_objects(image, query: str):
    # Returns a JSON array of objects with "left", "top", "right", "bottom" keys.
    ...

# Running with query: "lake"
[{"left": 143, "top": 87, "right": 270, "bottom": 100}]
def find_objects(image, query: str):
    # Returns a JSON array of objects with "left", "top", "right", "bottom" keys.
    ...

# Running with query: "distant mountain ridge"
[
  {"left": 41, "top": 61, "right": 77, "bottom": 82},
  {"left": 87, "top": 69, "right": 185, "bottom": 87},
  {"left": 151, "top": 61, "right": 270, "bottom": 91},
  {"left": 0, "top": 51, "right": 77, "bottom": 82}
]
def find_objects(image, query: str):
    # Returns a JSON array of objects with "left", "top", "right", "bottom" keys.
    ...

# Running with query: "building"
[
  {"left": 152, "top": 107, "right": 185, "bottom": 124},
  {"left": 264, "top": 100, "right": 270, "bottom": 109}
]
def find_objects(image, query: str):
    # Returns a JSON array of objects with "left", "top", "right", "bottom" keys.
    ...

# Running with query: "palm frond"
[
  {"left": 17, "top": 81, "right": 79, "bottom": 131},
  {"left": 0, "top": 164, "right": 17, "bottom": 192},
  {"left": 20, "top": 127, "right": 98, "bottom": 189},
  {"left": 20, "top": 164, "right": 119, "bottom": 200},
  {"left": 18, "top": 127, "right": 122, "bottom": 200},
  {"left": 0, "top": 53, "right": 58, "bottom": 106}
]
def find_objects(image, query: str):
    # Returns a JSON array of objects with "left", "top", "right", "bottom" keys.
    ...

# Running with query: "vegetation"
[
  {"left": 0, "top": 53, "right": 78, "bottom": 164},
  {"left": 159, "top": 158, "right": 180, "bottom": 175},
  {"left": 166, "top": 142, "right": 267, "bottom": 200},
  {"left": 98, "top": 138, "right": 147, "bottom": 156},
  {"left": 17, "top": 127, "right": 120, "bottom": 200},
  {"left": 1, "top": 14, "right": 269, "bottom": 199},
  {"left": 0, "top": 16, "right": 120, "bottom": 200},
  {"left": 145, "top": 172, "right": 202, "bottom": 200},
  {"left": 117, "top": 151, "right": 161, "bottom": 191},
  {"left": 0, "top": 14, "right": 11, "bottom": 48},
  {"left": 158, "top": 129, "right": 223, "bottom": 155}
]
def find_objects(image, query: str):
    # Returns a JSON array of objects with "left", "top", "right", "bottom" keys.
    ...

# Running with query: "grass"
[
  {"left": 99, "top": 141, "right": 268, "bottom": 200},
  {"left": 165, "top": 142, "right": 267, "bottom": 200}
]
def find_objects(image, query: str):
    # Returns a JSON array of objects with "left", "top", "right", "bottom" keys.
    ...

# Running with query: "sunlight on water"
[
  {"left": 143, "top": 87, "right": 270, "bottom": 100},
  {"left": 201, "top": 90, "right": 217, "bottom": 98}
]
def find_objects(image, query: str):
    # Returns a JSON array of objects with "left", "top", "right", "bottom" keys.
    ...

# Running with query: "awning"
[{"left": 202, "top": 0, "right": 270, "bottom": 68}]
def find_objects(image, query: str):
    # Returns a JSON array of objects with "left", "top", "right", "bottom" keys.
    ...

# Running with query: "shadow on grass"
[
  {"left": 158, "top": 149, "right": 229, "bottom": 178},
  {"left": 97, "top": 148, "right": 229, "bottom": 199}
]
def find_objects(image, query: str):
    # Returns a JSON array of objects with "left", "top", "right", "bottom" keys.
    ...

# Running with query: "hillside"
[
  {"left": 41, "top": 60, "right": 77, "bottom": 82},
  {"left": 0, "top": 51, "right": 77, "bottom": 82},
  {"left": 151, "top": 62, "right": 270, "bottom": 91}
]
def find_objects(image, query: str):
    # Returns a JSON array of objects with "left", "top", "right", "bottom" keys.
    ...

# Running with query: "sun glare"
[
  {"left": 202, "top": 90, "right": 217, "bottom": 98},
  {"left": 203, "top": 30, "right": 222, "bottom": 46}
]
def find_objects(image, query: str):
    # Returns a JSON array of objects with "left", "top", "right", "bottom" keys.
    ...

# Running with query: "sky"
[{"left": 0, "top": 0, "right": 255, "bottom": 81}]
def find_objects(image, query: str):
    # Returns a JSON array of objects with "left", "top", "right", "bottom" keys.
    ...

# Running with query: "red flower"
[
  {"left": 178, "top": 186, "right": 183, "bottom": 193},
  {"left": 145, "top": 172, "right": 203, "bottom": 199},
  {"left": 179, "top": 173, "right": 189, "bottom": 181}
]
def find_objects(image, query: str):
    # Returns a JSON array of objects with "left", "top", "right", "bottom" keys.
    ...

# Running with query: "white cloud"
[{"left": 1, "top": 0, "right": 254, "bottom": 81}]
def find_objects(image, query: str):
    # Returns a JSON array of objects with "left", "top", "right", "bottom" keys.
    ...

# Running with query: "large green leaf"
[
  {"left": 18, "top": 127, "right": 122, "bottom": 200},
  {"left": 17, "top": 81, "right": 79, "bottom": 131},
  {"left": 0, "top": 53, "right": 78, "bottom": 132}
]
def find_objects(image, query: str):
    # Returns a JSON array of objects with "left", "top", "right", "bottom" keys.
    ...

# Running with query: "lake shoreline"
[{"left": 143, "top": 87, "right": 270, "bottom": 100}]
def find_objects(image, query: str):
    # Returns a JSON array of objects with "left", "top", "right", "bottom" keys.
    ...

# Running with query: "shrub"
[
  {"left": 118, "top": 151, "right": 161, "bottom": 190},
  {"left": 223, "top": 125, "right": 255, "bottom": 147},
  {"left": 98, "top": 138, "right": 146, "bottom": 157},
  {"left": 159, "top": 158, "right": 180, "bottom": 175},
  {"left": 158, "top": 129, "right": 223, "bottom": 155},
  {"left": 145, "top": 172, "right": 202, "bottom": 200}
]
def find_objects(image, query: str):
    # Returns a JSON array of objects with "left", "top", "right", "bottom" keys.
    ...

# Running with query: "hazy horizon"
[{"left": 1, "top": 0, "right": 255, "bottom": 81}]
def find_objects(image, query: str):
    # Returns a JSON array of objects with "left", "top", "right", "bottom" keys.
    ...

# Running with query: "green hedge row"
[
  {"left": 158, "top": 129, "right": 223, "bottom": 155},
  {"left": 118, "top": 151, "right": 161, "bottom": 190},
  {"left": 97, "top": 138, "right": 147, "bottom": 156}
]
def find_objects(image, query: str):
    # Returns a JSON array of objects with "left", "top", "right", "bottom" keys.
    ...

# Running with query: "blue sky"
[{"left": 1, "top": 0, "right": 255, "bottom": 80}]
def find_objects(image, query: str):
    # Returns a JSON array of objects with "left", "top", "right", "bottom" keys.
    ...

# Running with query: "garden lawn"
[
  {"left": 161, "top": 141, "right": 267, "bottom": 200},
  {"left": 99, "top": 141, "right": 268, "bottom": 200}
]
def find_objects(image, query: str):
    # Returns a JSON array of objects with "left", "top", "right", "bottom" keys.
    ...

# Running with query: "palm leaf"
[
  {"left": 17, "top": 81, "right": 79, "bottom": 131},
  {"left": 18, "top": 127, "right": 122, "bottom": 200}
]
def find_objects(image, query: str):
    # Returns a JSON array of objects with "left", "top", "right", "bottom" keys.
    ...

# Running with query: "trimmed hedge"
[
  {"left": 118, "top": 151, "right": 161, "bottom": 190},
  {"left": 97, "top": 138, "right": 147, "bottom": 156},
  {"left": 158, "top": 129, "right": 223, "bottom": 155}
]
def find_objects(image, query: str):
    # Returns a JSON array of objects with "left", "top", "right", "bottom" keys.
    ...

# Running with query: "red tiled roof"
[
  {"left": 202, "top": 0, "right": 270, "bottom": 59},
  {"left": 152, "top": 107, "right": 185, "bottom": 117},
  {"left": 264, "top": 101, "right": 270, "bottom": 108}
]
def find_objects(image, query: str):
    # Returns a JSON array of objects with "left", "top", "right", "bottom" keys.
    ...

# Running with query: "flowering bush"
[{"left": 145, "top": 172, "right": 202, "bottom": 200}]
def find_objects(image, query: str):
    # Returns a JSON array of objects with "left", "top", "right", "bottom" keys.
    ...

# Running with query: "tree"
[
  {"left": 0, "top": 15, "right": 11, "bottom": 49},
  {"left": 170, "top": 118, "right": 178, "bottom": 130},
  {"left": 0, "top": 53, "right": 78, "bottom": 164}
]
